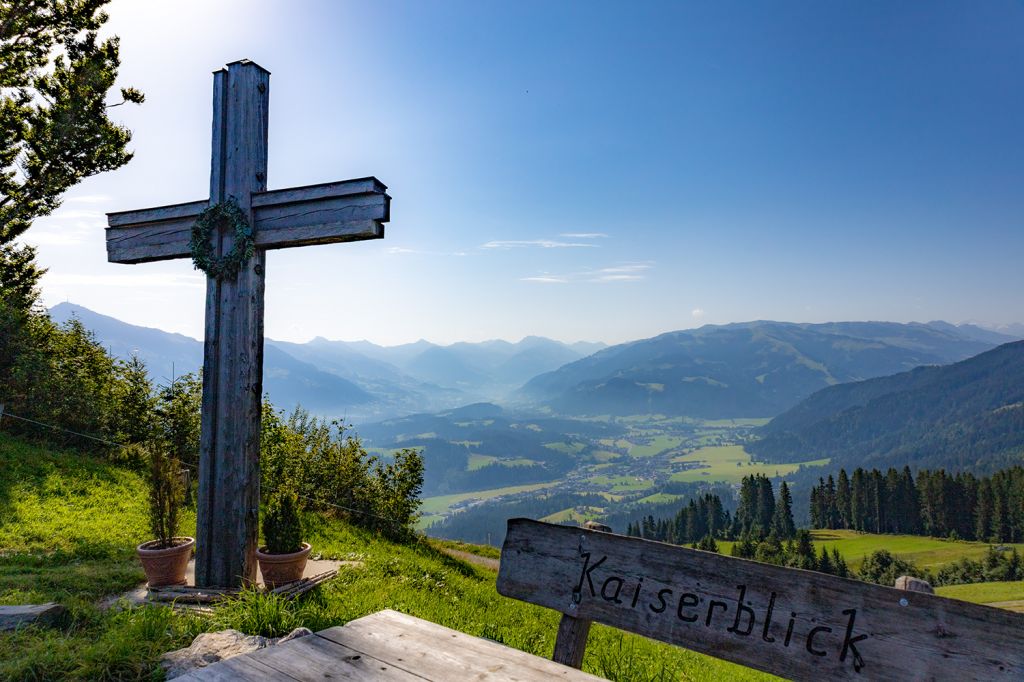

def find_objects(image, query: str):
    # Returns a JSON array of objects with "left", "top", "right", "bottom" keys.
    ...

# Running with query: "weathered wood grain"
[
  {"left": 188, "top": 632, "right": 425, "bottom": 681},
  {"left": 552, "top": 614, "right": 592, "bottom": 669},
  {"left": 317, "top": 609, "right": 603, "bottom": 681},
  {"left": 105, "top": 179, "right": 389, "bottom": 264},
  {"left": 194, "top": 60, "right": 268, "bottom": 589},
  {"left": 497, "top": 518, "right": 1024, "bottom": 681}
]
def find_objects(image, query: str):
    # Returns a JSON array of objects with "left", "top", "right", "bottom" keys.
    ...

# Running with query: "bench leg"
[{"left": 553, "top": 614, "right": 592, "bottom": 669}]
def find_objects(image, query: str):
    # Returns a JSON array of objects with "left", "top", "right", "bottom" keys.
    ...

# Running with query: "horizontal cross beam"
[{"left": 106, "top": 176, "right": 390, "bottom": 264}]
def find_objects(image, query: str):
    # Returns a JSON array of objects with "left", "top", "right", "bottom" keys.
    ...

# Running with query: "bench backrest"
[{"left": 497, "top": 518, "right": 1024, "bottom": 681}]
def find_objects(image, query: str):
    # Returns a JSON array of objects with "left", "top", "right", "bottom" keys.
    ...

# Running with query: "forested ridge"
[{"left": 751, "top": 341, "right": 1024, "bottom": 472}]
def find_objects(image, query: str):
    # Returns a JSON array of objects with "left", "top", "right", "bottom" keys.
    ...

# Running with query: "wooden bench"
[
  {"left": 182, "top": 609, "right": 603, "bottom": 680},
  {"left": 496, "top": 518, "right": 1024, "bottom": 680}
]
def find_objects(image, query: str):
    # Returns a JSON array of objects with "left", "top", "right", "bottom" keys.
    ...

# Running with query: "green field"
[
  {"left": 670, "top": 445, "right": 828, "bottom": 483},
  {"left": 540, "top": 505, "right": 605, "bottom": 524},
  {"left": 417, "top": 482, "right": 560, "bottom": 529},
  {"left": 467, "top": 453, "right": 498, "bottom": 470},
  {"left": 629, "top": 435, "right": 683, "bottom": 458},
  {"left": 467, "top": 454, "right": 536, "bottom": 471},
  {"left": 809, "top": 529, "right": 1024, "bottom": 571},
  {"left": 935, "top": 581, "right": 1024, "bottom": 612},
  {"left": 589, "top": 474, "right": 653, "bottom": 492},
  {"left": 636, "top": 492, "right": 684, "bottom": 505}
]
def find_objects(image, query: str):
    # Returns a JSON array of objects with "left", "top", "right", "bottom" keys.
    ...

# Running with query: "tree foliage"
[
  {"left": 1, "top": 0, "right": 142, "bottom": 309},
  {"left": 810, "top": 465, "right": 1024, "bottom": 543}
]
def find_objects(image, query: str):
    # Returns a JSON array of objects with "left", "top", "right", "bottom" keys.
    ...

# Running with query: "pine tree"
[
  {"left": 817, "top": 545, "right": 833, "bottom": 575},
  {"left": 755, "top": 475, "right": 775, "bottom": 538},
  {"left": 836, "top": 468, "right": 852, "bottom": 529},
  {"left": 0, "top": 1, "right": 143, "bottom": 311},
  {"left": 851, "top": 468, "right": 867, "bottom": 531},
  {"left": 825, "top": 475, "right": 839, "bottom": 529},
  {"left": 831, "top": 548, "right": 849, "bottom": 578},
  {"left": 772, "top": 481, "right": 796, "bottom": 539}
]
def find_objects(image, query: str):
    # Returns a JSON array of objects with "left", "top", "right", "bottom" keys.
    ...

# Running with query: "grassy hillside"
[
  {"left": 936, "top": 581, "right": 1024, "bottom": 612},
  {"left": 0, "top": 433, "right": 770, "bottom": 681}
]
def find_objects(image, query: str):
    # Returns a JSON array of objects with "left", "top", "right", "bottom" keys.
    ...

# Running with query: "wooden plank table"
[{"left": 179, "top": 610, "right": 604, "bottom": 681}]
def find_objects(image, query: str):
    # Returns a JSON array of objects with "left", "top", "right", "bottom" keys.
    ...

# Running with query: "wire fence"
[{"left": 0, "top": 404, "right": 412, "bottom": 531}]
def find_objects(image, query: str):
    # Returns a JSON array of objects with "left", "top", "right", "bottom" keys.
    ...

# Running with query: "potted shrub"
[
  {"left": 136, "top": 442, "right": 194, "bottom": 586},
  {"left": 257, "top": 489, "right": 310, "bottom": 588}
]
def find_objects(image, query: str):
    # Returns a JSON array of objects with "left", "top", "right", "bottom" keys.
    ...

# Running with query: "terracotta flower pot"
[
  {"left": 256, "top": 542, "right": 311, "bottom": 588},
  {"left": 137, "top": 536, "right": 195, "bottom": 587}
]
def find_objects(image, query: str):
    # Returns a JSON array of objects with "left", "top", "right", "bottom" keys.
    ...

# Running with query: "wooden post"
[
  {"left": 553, "top": 614, "right": 592, "bottom": 669},
  {"left": 194, "top": 61, "right": 269, "bottom": 588}
]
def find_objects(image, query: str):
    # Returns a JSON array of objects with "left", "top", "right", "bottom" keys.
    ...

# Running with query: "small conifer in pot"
[
  {"left": 257, "top": 488, "right": 311, "bottom": 587},
  {"left": 136, "top": 442, "right": 194, "bottom": 586}
]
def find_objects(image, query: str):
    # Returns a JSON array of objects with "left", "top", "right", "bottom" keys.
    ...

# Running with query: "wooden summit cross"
[{"left": 105, "top": 60, "right": 390, "bottom": 588}]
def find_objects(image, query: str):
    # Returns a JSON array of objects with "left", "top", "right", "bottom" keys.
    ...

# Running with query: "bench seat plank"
[
  {"left": 317, "top": 610, "right": 604, "bottom": 681},
  {"left": 183, "top": 610, "right": 601, "bottom": 680},
  {"left": 186, "top": 627, "right": 428, "bottom": 680}
]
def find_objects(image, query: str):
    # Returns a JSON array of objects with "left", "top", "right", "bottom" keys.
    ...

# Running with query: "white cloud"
[
  {"left": 692, "top": 308, "right": 705, "bottom": 319},
  {"left": 592, "top": 274, "right": 644, "bottom": 282},
  {"left": 559, "top": 232, "right": 608, "bottom": 239},
  {"left": 481, "top": 239, "right": 597, "bottom": 250},
  {"left": 592, "top": 263, "right": 652, "bottom": 275},
  {"left": 522, "top": 261, "right": 654, "bottom": 284},
  {"left": 521, "top": 276, "right": 569, "bottom": 284}
]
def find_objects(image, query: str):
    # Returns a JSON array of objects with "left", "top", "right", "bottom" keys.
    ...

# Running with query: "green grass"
[
  {"left": 670, "top": 445, "right": 828, "bottom": 483},
  {"left": 636, "top": 492, "right": 684, "bottom": 505},
  {"left": 540, "top": 506, "right": 605, "bottom": 524},
  {"left": 543, "top": 441, "right": 586, "bottom": 454},
  {"left": 935, "top": 581, "right": 1024, "bottom": 611},
  {"left": 808, "top": 529, "right": 1024, "bottom": 572},
  {"left": 699, "top": 418, "right": 771, "bottom": 428},
  {"left": 419, "top": 482, "right": 558, "bottom": 517},
  {"left": 589, "top": 475, "right": 653, "bottom": 492},
  {"left": 628, "top": 435, "right": 682, "bottom": 458},
  {"left": 467, "top": 453, "right": 498, "bottom": 470},
  {"left": 0, "top": 432, "right": 771, "bottom": 681}
]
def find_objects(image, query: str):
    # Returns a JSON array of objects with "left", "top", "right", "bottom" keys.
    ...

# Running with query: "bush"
[
  {"left": 857, "top": 550, "right": 926, "bottom": 586},
  {"left": 147, "top": 442, "right": 184, "bottom": 548},
  {"left": 262, "top": 490, "right": 303, "bottom": 554},
  {"left": 261, "top": 407, "right": 424, "bottom": 541}
]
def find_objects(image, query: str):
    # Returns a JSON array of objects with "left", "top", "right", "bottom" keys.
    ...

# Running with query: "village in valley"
[{"left": 1, "top": 2, "right": 1023, "bottom": 680}]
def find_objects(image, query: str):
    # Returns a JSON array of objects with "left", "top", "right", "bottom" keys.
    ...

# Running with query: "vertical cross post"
[{"left": 195, "top": 61, "right": 270, "bottom": 588}]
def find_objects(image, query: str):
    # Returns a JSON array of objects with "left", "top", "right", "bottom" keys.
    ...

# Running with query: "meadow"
[
  {"left": 670, "top": 444, "right": 828, "bottom": 484},
  {"left": 935, "top": 581, "right": 1024, "bottom": 612},
  {"left": 807, "top": 529, "right": 1024, "bottom": 571},
  {"left": 0, "top": 432, "right": 771, "bottom": 681}
]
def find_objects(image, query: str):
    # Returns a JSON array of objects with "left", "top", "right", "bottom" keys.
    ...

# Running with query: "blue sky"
[{"left": 27, "top": 1, "right": 1024, "bottom": 345}]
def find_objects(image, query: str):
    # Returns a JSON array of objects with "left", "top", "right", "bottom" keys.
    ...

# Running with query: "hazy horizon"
[{"left": 49, "top": 301, "right": 1023, "bottom": 349}]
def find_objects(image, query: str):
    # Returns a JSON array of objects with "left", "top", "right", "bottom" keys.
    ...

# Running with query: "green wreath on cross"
[{"left": 189, "top": 199, "right": 255, "bottom": 280}]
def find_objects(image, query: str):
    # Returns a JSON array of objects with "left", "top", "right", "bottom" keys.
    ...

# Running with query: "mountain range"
[
  {"left": 749, "top": 340, "right": 1024, "bottom": 473},
  {"left": 519, "top": 321, "right": 1020, "bottom": 419},
  {"left": 48, "top": 303, "right": 604, "bottom": 420},
  {"left": 50, "top": 303, "right": 1021, "bottom": 423}
]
